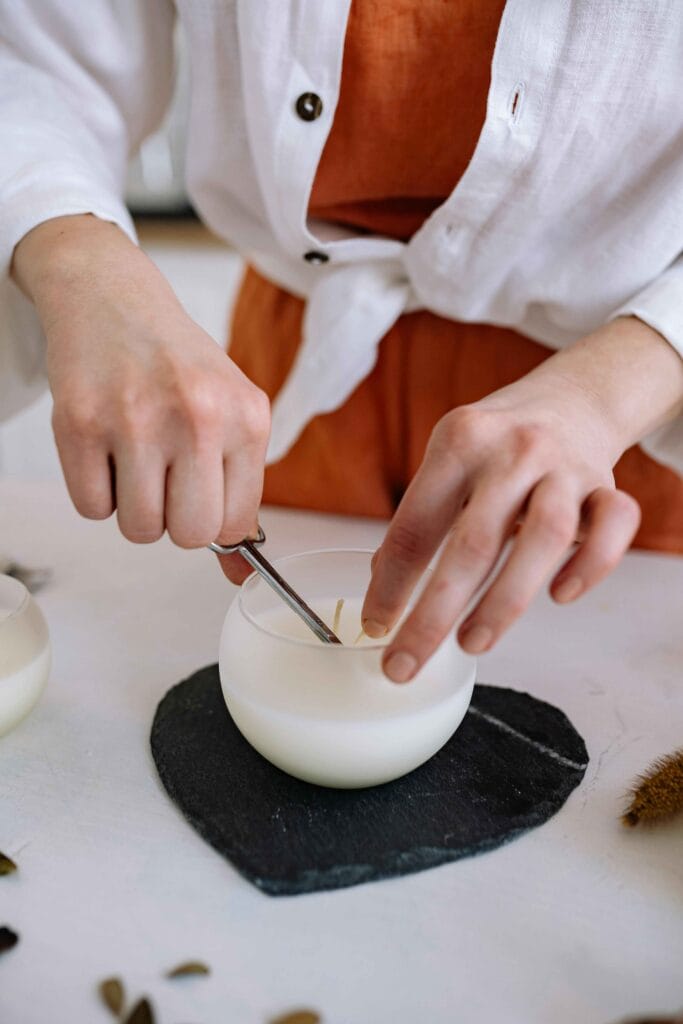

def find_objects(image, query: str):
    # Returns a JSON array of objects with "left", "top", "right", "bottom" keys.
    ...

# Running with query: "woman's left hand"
[{"left": 362, "top": 317, "right": 683, "bottom": 682}]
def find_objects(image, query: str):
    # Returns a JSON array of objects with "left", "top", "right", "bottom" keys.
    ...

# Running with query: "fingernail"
[
  {"left": 362, "top": 618, "right": 388, "bottom": 639},
  {"left": 458, "top": 623, "right": 493, "bottom": 654},
  {"left": 383, "top": 651, "right": 418, "bottom": 683},
  {"left": 553, "top": 575, "right": 582, "bottom": 603}
]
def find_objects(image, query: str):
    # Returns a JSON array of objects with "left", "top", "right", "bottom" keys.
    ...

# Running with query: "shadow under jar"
[{"left": 219, "top": 549, "right": 476, "bottom": 789}]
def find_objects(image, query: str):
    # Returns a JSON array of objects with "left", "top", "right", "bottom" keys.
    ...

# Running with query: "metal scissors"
[{"left": 208, "top": 527, "right": 342, "bottom": 645}]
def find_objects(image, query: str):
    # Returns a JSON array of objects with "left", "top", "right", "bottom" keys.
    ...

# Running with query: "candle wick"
[{"left": 333, "top": 598, "right": 344, "bottom": 637}]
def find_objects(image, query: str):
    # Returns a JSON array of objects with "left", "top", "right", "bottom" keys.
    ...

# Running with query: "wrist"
[
  {"left": 12, "top": 214, "right": 182, "bottom": 333},
  {"left": 12, "top": 214, "right": 137, "bottom": 305},
  {"left": 529, "top": 317, "right": 683, "bottom": 463}
]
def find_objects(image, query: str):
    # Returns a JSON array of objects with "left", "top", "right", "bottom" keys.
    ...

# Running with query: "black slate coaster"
[{"left": 151, "top": 664, "right": 588, "bottom": 896}]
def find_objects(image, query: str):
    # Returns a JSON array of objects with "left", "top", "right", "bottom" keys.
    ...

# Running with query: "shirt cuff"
[{"left": 0, "top": 176, "right": 136, "bottom": 278}]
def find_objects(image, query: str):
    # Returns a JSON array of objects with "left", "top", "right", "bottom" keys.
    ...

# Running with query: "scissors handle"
[
  {"left": 208, "top": 526, "right": 267, "bottom": 557},
  {"left": 208, "top": 528, "right": 342, "bottom": 645}
]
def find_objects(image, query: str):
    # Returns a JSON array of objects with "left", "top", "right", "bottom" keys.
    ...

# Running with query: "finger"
[
  {"left": 214, "top": 549, "right": 253, "bottom": 585},
  {"left": 218, "top": 452, "right": 264, "bottom": 544},
  {"left": 381, "top": 472, "right": 530, "bottom": 683},
  {"left": 56, "top": 439, "right": 114, "bottom": 521},
  {"left": 361, "top": 446, "right": 468, "bottom": 638},
  {"left": 113, "top": 444, "right": 166, "bottom": 543},
  {"left": 165, "top": 451, "right": 224, "bottom": 548},
  {"left": 457, "top": 473, "right": 580, "bottom": 653},
  {"left": 214, "top": 453, "right": 264, "bottom": 585},
  {"left": 550, "top": 487, "right": 640, "bottom": 603}
]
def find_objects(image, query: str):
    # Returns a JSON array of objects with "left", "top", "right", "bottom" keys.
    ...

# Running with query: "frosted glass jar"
[
  {"left": 219, "top": 549, "right": 475, "bottom": 789},
  {"left": 0, "top": 575, "right": 50, "bottom": 738}
]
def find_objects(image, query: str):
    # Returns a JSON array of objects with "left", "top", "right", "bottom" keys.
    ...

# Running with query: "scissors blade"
[{"left": 237, "top": 540, "right": 342, "bottom": 644}]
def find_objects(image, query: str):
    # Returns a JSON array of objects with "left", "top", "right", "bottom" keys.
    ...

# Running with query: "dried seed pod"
[
  {"left": 622, "top": 749, "right": 683, "bottom": 827},
  {"left": 123, "top": 997, "right": 154, "bottom": 1024},
  {"left": 165, "top": 960, "right": 210, "bottom": 978},
  {"left": 0, "top": 926, "right": 19, "bottom": 954},
  {"left": 0, "top": 852, "right": 17, "bottom": 876},
  {"left": 269, "top": 1011, "right": 321, "bottom": 1024},
  {"left": 98, "top": 977, "right": 125, "bottom": 1016}
]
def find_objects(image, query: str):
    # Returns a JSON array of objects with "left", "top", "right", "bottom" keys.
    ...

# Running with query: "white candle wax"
[
  {"left": 0, "top": 577, "right": 51, "bottom": 738},
  {"left": 220, "top": 575, "right": 476, "bottom": 789}
]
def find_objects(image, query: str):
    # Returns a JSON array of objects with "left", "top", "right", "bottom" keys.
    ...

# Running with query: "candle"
[
  {"left": 219, "top": 550, "right": 475, "bottom": 789},
  {"left": 0, "top": 575, "right": 51, "bottom": 738}
]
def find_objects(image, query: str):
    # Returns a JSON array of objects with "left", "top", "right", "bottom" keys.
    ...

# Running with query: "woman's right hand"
[{"left": 12, "top": 215, "right": 270, "bottom": 582}]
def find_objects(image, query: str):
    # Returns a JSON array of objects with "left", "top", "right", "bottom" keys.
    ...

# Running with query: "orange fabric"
[
  {"left": 231, "top": 268, "right": 683, "bottom": 552},
  {"left": 310, "top": 0, "right": 506, "bottom": 240},
  {"left": 228, "top": 0, "right": 683, "bottom": 553}
]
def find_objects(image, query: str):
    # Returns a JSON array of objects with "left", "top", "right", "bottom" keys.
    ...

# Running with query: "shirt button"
[
  {"left": 303, "top": 250, "right": 329, "bottom": 265},
  {"left": 295, "top": 92, "right": 323, "bottom": 121}
]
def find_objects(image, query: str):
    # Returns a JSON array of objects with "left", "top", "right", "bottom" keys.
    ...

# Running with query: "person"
[{"left": 2, "top": 2, "right": 682, "bottom": 684}]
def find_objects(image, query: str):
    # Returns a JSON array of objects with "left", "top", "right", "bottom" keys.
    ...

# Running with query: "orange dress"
[{"left": 229, "top": 0, "right": 683, "bottom": 553}]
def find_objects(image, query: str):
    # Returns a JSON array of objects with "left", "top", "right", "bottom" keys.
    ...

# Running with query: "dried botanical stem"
[
  {"left": 353, "top": 628, "right": 365, "bottom": 645},
  {"left": 622, "top": 748, "right": 683, "bottom": 827}
]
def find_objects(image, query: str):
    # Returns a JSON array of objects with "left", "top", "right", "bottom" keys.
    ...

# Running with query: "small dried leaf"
[
  {"left": 0, "top": 852, "right": 17, "bottom": 876},
  {"left": 165, "top": 960, "right": 210, "bottom": 978},
  {"left": 123, "top": 997, "right": 154, "bottom": 1024},
  {"left": 98, "top": 977, "right": 125, "bottom": 1016},
  {"left": 269, "top": 1011, "right": 321, "bottom": 1024},
  {"left": 617, "top": 1016, "right": 683, "bottom": 1024},
  {"left": 0, "top": 926, "right": 19, "bottom": 954}
]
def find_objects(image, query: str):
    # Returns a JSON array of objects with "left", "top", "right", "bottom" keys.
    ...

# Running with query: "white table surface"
[{"left": 1, "top": 479, "right": 681, "bottom": 1024}]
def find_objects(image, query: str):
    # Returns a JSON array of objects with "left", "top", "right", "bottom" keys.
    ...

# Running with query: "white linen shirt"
[{"left": 1, "top": 0, "right": 683, "bottom": 472}]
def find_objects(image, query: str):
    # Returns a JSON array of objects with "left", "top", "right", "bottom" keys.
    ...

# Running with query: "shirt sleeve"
[
  {"left": 0, "top": 0, "right": 176, "bottom": 422},
  {"left": 610, "top": 252, "right": 683, "bottom": 476}
]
